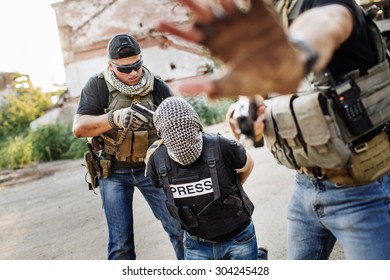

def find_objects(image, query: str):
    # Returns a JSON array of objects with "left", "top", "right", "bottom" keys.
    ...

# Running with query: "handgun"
[
  {"left": 131, "top": 102, "right": 155, "bottom": 125},
  {"left": 87, "top": 142, "right": 100, "bottom": 164},
  {"left": 232, "top": 96, "right": 264, "bottom": 148}
]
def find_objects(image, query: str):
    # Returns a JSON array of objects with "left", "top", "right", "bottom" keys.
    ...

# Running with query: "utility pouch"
[
  {"left": 100, "top": 159, "right": 111, "bottom": 177},
  {"left": 265, "top": 91, "right": 352, "bottom": 170},
  {"left": 264, "top": 98, "right": 297, "bottom": 169},
  {"left": 165, "top": 201, "right": 192, "bottom": 232},
  {"left": 302, "top": 132, "right": 390, "bottom": 186},
  {"left": 90, "top": 136, "right": 104, "bottom": 152},
  {"left": 115, "top": 129, "right": 131, "bottom": 162},
  {"left": 130, "top": 130, "right": 149, "bottom": 163},
  {"left": 272, "top": 94, "right": 310, "bottom": 167},
  {"left": 197, "top": 195, "right": 244, "bottom": 221},
  {"left": 349, "top": 131, "right": 390, "bottom": 184},
  {"left": 358, "top": 61, "right": 390, "bottom": 130},
  {"left": 116, "top": 130, "right": 148, "bottom": 163},
  {"left": 83, "top": 151, "right": 100, "bottom": 190},
  {"left": 181, "top": 206, "right": 199, "bottom": 228},
  {"left": 293, "top": 91, "right": 351, "bottom": 169},
  {"left": 223, "top": 195, "right": 243, "bottom": 216}
]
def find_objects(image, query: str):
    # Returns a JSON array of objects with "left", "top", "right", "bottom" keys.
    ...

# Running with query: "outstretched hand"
[{"left": 158, "top": 0, "right": 304, "bottom": 99}]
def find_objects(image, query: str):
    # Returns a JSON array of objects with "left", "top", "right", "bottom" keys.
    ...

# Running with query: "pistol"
[
  {"left": 233, "top": 96, "right": 264, "bottom": 148},
  {"left": 131, "top": 102, "right": 155, "bottom": 124}
]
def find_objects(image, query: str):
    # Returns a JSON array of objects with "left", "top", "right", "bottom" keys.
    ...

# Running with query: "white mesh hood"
[{"left": 154, "top": 97, "right": 203, "bottom": 165}]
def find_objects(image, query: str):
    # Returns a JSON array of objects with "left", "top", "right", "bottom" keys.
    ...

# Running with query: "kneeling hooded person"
[{"left": 146, "top": 96, "right": 267, "bottom": 260}]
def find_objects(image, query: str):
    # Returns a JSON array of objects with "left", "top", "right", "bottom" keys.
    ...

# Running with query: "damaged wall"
[{"left": 52, "top": 0, "right": 213, "bottom": 97}]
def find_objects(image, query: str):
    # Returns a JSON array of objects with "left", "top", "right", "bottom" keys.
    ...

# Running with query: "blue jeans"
[
  {"left": 287, "top": 172, "right": 390, "bottom": 260},
  {"left": 99, "top": 167, "right": 184, "bottom": 260},
  {"left": 183, "top": 221, "right": 266, "bottom": 260}
]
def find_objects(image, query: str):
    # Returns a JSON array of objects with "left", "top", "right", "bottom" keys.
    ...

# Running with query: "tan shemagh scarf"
[{"left": 108, "top": 66, "right": 154, "bottom": 97}]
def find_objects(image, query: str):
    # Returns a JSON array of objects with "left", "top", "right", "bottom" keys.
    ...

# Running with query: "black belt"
[
  {"left": 189, "top": 235, "right": 220, "bottom": 243},
  {"left": 189, "top": 220, "right": 251, "bottom": 243},
  {"left": 111, "top": 160, "right": 145, "bottom": 169}
]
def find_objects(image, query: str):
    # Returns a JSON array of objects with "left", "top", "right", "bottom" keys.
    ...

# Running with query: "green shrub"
[
  {"left": 0, "top": 80, "right": 52, "bottom": 140},
  {"left": 0, "top": 136, "right": 34, "bottom": 169},
  {"left": 27, "top": 123, "right": 83, "bottom": 162},
  {"left": 0, "top": 122, "right": 87, "bottom": 170},
  {"left": 0, "top": 97, "right": 233, "bottom": 170},
  {"left": 186, "top": 96, "right": 234, "bottom": 126},
  {"left": 62, "top": 136, "right": 87, "bottom": 159}
]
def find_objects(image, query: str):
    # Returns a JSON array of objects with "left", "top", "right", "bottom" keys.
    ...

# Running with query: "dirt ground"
[{"left": 0, "top": 123, "right": 344, "bottom": 260}]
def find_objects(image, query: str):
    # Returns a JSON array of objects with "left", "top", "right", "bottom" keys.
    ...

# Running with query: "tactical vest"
[
  {"left": 264, "top": 3, "right": 390, "bottom": 185},
  {"left": 154, "top": 133, "right": 254, "bottom": 240},
  {"left": 95, "top": 73, "right": 159, "bottom": 172}
]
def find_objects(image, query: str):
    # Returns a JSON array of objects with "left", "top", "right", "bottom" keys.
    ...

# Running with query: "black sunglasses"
[{"left": 110, "top": 59, "right": 143, "bottom": 73}]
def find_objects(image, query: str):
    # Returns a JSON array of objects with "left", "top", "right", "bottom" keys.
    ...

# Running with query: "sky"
[{"left": 0, "top": 0, "right": 66, "bottom": 92}]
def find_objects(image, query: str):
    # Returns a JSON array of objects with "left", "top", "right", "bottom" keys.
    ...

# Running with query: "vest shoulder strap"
[
  {"left": 361, "top": 6, "right": 390, "bottom": 63},
  {"left": 157, "top": 154, "right": 175, "bottom": 204},
  {"left": 203, "top": 133, "right": 222, "bottom": 200},
  {"left": 96, "top": 74, "right": 111, "bottom": 104},
  {"left": 154, "top": 145, "right": 175, "bottom": 202}
]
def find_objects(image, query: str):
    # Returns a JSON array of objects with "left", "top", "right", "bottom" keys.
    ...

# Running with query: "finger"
[
  {"left": 253, "top": 116, "right": 265, "bottom": 139},
  {"left": 257, "top": 105, "right": 266, "bottom": 121},
  {"left": 157, "top": 21, "right": 204, "bottom": 43},
  {"left": 133, "top": 113, "right": 148, "bottom": 123},
  {"left": 219, "top": 0, "right": 239, "bottom": 14},
  {"left": 124, "top": 115, "right": 131, "bottom": 124},
  {"left": 253, "top": 131, "right": 264, "bottom": 143},
  {"left": 128, "top": 117, "right": 142, "bottom": 129},
  {"left": 254, "top": 106, "right": 265, "bottom": 126},
  {"left": 179, "top": 0, "right": 215, "bottom": 22},
  {"left": 254, "top": 117, "right": 264, "bottom": 130}
]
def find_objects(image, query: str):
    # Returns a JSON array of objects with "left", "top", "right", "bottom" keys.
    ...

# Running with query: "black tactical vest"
[{"left": 154, "top": 133, "right": 254, "bottom": 241}]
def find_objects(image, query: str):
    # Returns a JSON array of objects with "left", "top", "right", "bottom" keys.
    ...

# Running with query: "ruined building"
[{"left": 51, "top": 0, "right": 213, "bottom": 99}]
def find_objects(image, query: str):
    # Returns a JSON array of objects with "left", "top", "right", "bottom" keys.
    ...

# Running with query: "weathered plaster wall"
[{"left": 52, "top": 0, "right": 211, "bottom": 97}]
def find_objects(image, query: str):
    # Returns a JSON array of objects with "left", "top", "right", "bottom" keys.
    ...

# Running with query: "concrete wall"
[{"left": 52, "top": 0, "right": 212, "bottom": 97}]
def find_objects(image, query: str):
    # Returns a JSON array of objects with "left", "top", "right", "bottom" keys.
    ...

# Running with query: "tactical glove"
[{"left": 112, "top": 107, "right": 148, "bottom": 130}]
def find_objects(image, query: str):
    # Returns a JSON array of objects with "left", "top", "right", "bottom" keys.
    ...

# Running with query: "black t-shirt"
[
  {"left": 147, "top": 135, "right": 248, "bottom": 188},
  {"left": 76, "top": 74, "right": 172, "bottom": 115},
  {"left": 301, "top": 0, "right": 376, "bottom": 81}
]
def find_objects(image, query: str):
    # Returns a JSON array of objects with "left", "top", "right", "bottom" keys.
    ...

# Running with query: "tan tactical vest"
[
  {"left": 263, "top": 1, "right": 390, "bottom": 185},
  {"left": 99, "top": 76, "right": 159, "bottom": 169},
  {"left": 264, "top": 61, "right": 390, "bottom": 172}
]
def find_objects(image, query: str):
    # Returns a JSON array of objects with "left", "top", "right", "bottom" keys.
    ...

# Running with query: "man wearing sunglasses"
[{"left": 72, "top": 34, "right": 183, "bottom": 260}]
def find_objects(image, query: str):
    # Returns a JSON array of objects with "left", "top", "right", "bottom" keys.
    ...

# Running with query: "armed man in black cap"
[{"left": 73, "top": 33, "right": 183, "bottom": 260}]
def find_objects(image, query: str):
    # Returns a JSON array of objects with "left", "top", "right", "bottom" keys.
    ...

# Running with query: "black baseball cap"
[{"left": 107, "top": 34, "right": 141, "bottom": 59}]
